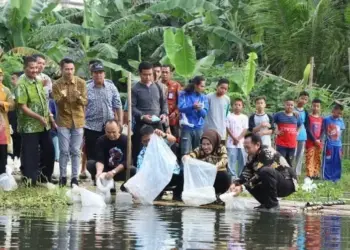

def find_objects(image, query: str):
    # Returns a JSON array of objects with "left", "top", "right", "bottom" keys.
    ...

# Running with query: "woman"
[
  {"left": 184, "top": 129, "right": 231, "bottom": 195},
  {"left": 0, "top": 68, "right": 15, "bottom": 175},
  {"left": 178, "top": 76, "right": 209, "bottom": 156}
]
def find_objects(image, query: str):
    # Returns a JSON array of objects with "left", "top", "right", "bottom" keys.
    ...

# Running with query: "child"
[
  {"left": 305, "top": 99, "right": 323, "bottom": 179},
  {"left": 274, "top": 98, "right": 301, "bottom": 168},
  {"left": 322, "top": 104, "right": 345, "bottom": 181},
  {"left": 137, "top": 125, "right": 183, "bottom": 201},
  {"left": 248, "top": 96, "right": 274, "bottom": 147},
  {"left": 49, "top": 98, "right": 59, "bottom": 162},
  {"left": 205, "top": 78, "right": 230, "bottom": 140},
  {"left": 226, "top": 98, "right": 248, "bottom": 179},
  {"left": 294, "top": 91, "right": 309, "bottom": 176}
]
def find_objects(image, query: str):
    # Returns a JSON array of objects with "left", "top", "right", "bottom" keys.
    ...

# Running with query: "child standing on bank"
[
  {"left": 322, "top": 104, "right": 345, "bottom": 182},
  {"left": 294, "top": 91, "right": 309, "bottom": 176},
  {"left": 305, "top": 99, "right": 323, "bottom": 179},
  {"left": 226, "top": 98, "right": 248, "bottom": 179},
  {"left": 248, "top": 96, "right": 274, "bottom": 147},
  {"left": 274, "top": 98, "right": 302, "bottom": 168}
]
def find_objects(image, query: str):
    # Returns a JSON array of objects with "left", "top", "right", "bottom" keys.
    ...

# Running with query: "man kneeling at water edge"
[
  {"left": 229, "top": 134, "right": 297, "bottom": 210},
  {"left": 87, "top": 119, "right": 136, "bottom": 190}
]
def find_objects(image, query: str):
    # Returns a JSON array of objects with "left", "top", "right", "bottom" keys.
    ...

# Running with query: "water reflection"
[{"left": 0, "top": 205, "right": 349, "bottom": 249}]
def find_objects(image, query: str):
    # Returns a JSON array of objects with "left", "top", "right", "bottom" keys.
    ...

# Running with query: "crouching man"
[
  {"left": 87, "top": 119, "right": 136, "bottom": 189},
  {"left": 229, "top": 134, "right": 297, "bottom": 210}
]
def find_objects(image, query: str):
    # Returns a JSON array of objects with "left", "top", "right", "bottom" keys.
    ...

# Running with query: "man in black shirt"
[{"left": 87, "top": 119, "right": 135, "bottom": 187}]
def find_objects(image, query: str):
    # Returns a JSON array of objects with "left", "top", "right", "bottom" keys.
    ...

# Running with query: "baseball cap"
[{"left": 91, "top": 63, "right": 105, "bottom": 72}]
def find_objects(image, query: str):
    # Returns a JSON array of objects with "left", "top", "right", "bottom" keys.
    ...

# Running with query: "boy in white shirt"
[{"left": 226, "top": 98, "right": 248, "bottom": 179}]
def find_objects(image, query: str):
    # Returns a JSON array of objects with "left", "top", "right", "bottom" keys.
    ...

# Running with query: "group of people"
[{"left": 0, "top": 56, "right": 346, "bottom": 210}]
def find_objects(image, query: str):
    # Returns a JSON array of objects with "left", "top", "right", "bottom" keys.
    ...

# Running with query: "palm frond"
[
  {"left": 202, "top": 26, "right": 247, "bottom": 45},
  {"left": 30, "top": 0, "right": 59, "bottom": 20},
  {"left": 104, "top": 13, "right": 150, "bottom": 36},
  {"left": 145, "top": 0, "right": 220, "bottom": 15},
  {"left": 28, "top": 23, "right": 103, "bottom": 45},
  {"left": 121, "top": 26, "right": 173, "bottom": 52},
  {"left": 88, "top": 43, "right": 119, "bottom": 59}
]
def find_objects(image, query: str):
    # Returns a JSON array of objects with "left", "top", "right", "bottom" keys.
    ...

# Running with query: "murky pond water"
[{"left": 0, "top": 205, "right": 349, "bottom": 249}]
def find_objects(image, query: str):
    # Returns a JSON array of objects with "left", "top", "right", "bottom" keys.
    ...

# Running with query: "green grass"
[
  {"left": 0, "top": 185, "right": 69, "bottom": 209},
  {"left": 286, "top": 160, "right": 350, "bottom": 202}
]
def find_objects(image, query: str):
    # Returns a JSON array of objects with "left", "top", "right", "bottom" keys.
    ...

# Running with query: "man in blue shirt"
[
  {"left": 84, "top": 63, "right": 122, "bottom": 161},
  {"left": 322, "top": 104, "right": 345, "bottom": 181}
]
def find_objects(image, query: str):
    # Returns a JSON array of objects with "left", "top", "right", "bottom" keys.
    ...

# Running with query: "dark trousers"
[
  {"left": 21, "top": 130, "right": 55, "bottom": 184},
  {"left": 247, "top": 167, "right": 295, "bottom": 208},
  {"left": 10, "top": 132, "right": 21, "bottom": 159},
  {"left": 0, "top": 145, "right": 7, "bottom": 175},
  {"left": 87, "top": 160, "right": 136, "bottom": 189},
  {"left": 163, "top": 172, "right": 184, "bottom": 198},
  {"left": 214, "top": 171, "right": 231, "bottom": 194},
  {"left": 276, "top": 145, "right": 296, "bottom": 168},
  {"left": 132, "top": 121, "right": 163, "bottom": 164},
  {"left": 84, "top": 129, "right": 104, "bottom": 161}
]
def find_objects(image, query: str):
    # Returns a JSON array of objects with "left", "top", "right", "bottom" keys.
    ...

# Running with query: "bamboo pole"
[
  {"left": 126, "top": 72, "right": 132, "bottom": 181},
  {"left": 309, "top": 57, "right": 314, "bottom": 87},
  {"left": 348, "top": 48, "right": 350, "bottom": 81}
]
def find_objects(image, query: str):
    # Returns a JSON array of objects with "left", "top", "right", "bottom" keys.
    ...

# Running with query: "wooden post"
[
  {"left": 309, "top": 57, "right": 314, "bottom": 87},
  {"left": 126, "top": 72, "right": 132, "bottom": 181},
  {"left": 348, "top": 48, "right": 350, "bottom": 81}
]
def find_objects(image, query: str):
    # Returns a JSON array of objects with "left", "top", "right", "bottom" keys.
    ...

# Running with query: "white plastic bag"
[
  {"left": 219, "top": 192, "right": 255, "bottom": 211},
  {"left": 116, "top": 191, "right": 133, "bottom": 205},
  {"left": 302, "top": 177, "right": 317, "bottom": 192},
  {"left": 0, "top": 166, "right": 18, "bottom": 191},
  {"left": 66, "top": 185, "right": 106, "bottom": 208},
  {"left": 182, "top": 158, "right": 217, "bottom": 206},
  {"left": 124, "top": 134, "right": 177, "bottom": 204},
  {"left": 96, "top": 173, "right": 114, "bottom": 203}
]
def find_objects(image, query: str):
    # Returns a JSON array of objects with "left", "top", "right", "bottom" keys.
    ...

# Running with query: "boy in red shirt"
[{"left": 305, "top": 99, "right": 323, "bottom": 179}]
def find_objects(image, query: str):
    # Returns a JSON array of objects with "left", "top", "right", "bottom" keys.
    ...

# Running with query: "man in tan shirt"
[{"left": 52, "top": 58, "right": 87, "bottom": 187}]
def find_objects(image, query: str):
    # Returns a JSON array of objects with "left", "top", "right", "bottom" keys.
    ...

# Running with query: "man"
[
  {"left": 153, "top": 62, "right": 162, "bottom": 83},
  {"left": 87, "top": 119, "right": 136, "bottom": 188},
  {"left": 229, "top": 134, "right": 297, "bottom": 210},
  {"left": 161, "top": 65, "right": 182, "bottom": 138},
  {"left": 32, "top": 54, "right": 53, "bottom": 101},
  {"left": 84, "top": 63, "right": 122, "bottom": 161},
  {"left": 52, "top": 58, "right": 87, "bottom": 187},
  {"left": 86, "top": 60, "right": 113, "bottom": 85},
  {"left": 16, "top": 56, "right": 55, "bottom": 185},
  {"left": 131, "top": 61, "right": 168, "bottom": 163}
]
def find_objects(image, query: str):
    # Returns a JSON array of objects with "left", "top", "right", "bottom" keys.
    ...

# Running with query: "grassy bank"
[
  {"left": 0, "top": 186, "right": 69, "bottom": 209},
  {"left": 286, "top": 160, "right": 350, "bottom": 202}
]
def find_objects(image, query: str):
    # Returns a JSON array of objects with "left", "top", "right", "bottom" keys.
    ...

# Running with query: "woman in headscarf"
[{"left": 184, "top": 129, "right": 231, "bottom": 194}]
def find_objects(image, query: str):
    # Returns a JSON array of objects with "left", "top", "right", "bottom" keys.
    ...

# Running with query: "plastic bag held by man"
[
  {"left": 0, "top": 166, "right": 18, "bottom": 191},
  {"left": 219, "top": 192, "right": 255, "bottom": 211},
  {"left": 124, "top": 134, "right": 177, "bottom": 204},
  {"left": 66, "top": 185, "right": 106, "bottom": 208},
  {"left": 96, "top": 173, "right": 115, "bottom": 203},
  {"left": 182, "top": 158, "right": 217, "bottom": 206}
]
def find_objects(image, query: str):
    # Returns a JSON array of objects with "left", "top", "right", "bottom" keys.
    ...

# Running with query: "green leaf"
[
  {"left": 88, "top": 43, "right": 118, "bottom": 59},
  {"left": 173, "top": 29, "right": 196, "bottom": 78},
  {"left": 195, "top": 54, "right": 215, "bottom": 74},
  {"left": 145, "top": 0, "right": 219, "bottom": 15},
  {"left": 127, "top": 59, "right": 140, "bottom": 70},
  {"left": 163, "top": 28, "right": 178, "bottom": 64},
  {"left": 160, "top": 56, "right": 172, "bottom": 66},
  {"left": 19, "top": 0, "right": 33, "bottom": 19},
  {"left": 203, "top": 26, "right": 247, "bottom": 45},
  {"left": 302, "top": 64, "right": 311, "bottom": 86},
  {"left": 240, "top": 52, "right": 257, "bottom": 96}
]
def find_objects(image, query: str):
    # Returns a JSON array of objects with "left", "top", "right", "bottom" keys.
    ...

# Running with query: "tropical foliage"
[{"left": 0, "top": 0, "right": 349, "bottom": 108}]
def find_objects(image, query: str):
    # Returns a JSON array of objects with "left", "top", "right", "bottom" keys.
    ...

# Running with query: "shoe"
[
  {"left": 172, "top": 195, "right": 182, "bottom": 202},
  {"left": 71, "top": 178, "right": 79, "bottom": 187},
  {"left": 254, "top": 204, "right": 265, "bottom": 209},
  {"left": 79, "top": 171, "right": 88, "bottom": 180},
  {"left": 59, "top": 177, "right": 67, "bottom": 187}
]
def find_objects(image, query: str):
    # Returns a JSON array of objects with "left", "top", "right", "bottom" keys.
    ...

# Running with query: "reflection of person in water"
[{"left": 243, "top": 212, "right": 297, "bottom": 249}]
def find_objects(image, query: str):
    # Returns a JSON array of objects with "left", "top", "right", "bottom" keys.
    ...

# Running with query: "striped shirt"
[{"left": 85, "top": 80, "right": 122, "bottom": 132}]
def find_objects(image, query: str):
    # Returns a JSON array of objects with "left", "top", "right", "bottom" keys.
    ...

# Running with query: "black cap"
[{"left": 91, "top": 63, "right": 105, "bottom": 72}]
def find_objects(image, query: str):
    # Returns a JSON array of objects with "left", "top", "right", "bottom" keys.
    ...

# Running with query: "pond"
[{"left": 0, "top": 205, "right": 349, "bottom": 249}]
